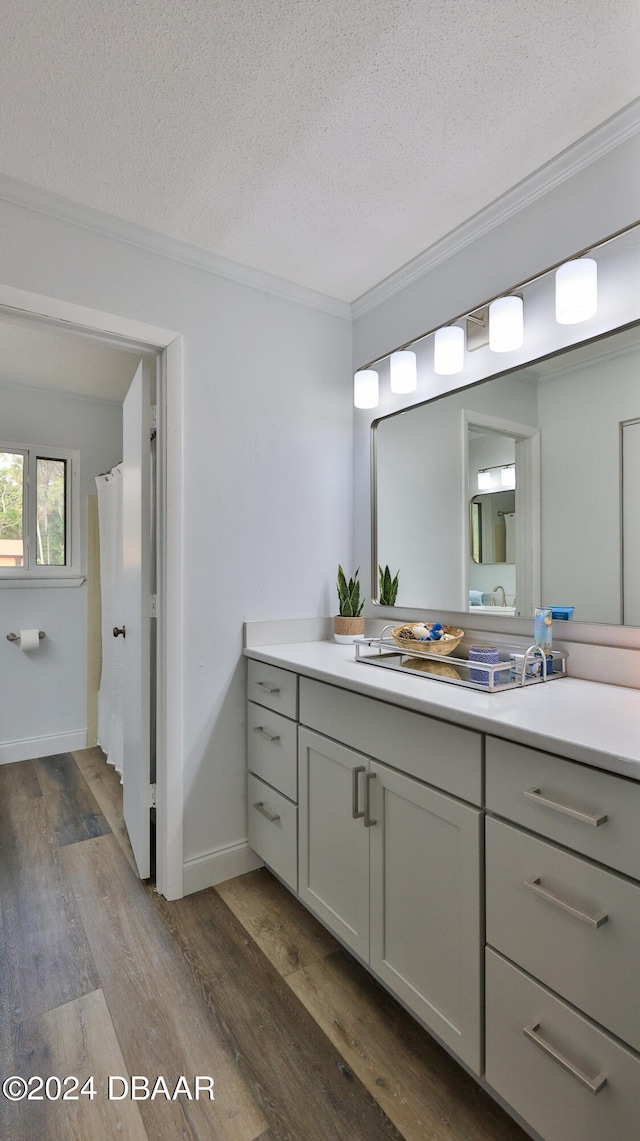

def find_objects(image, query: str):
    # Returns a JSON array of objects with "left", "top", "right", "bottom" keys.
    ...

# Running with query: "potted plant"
[
  {"left": 378, "top": 564, "right": 400, "bottom": 606},
  {"left": 334, "top": 565, "right": 365, "bottom": 642}
]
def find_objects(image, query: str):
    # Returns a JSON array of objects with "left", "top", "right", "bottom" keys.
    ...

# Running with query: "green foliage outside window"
[
  {"left": 0, "top": 449, "right": 67, "bottom": 568},
  {"left": 36, "top": 457, "right": 66, "bottom": 565}
]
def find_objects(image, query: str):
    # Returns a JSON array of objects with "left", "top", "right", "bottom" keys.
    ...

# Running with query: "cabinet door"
[
  {"left": 298, "top": 728, "right": 370, "bottom": 960},
  {"left": 369, "top": 762, "right": 483, "bottom": 1074}
]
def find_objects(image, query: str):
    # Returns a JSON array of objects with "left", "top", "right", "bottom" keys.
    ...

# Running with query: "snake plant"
[
  {"left": 378, "top": 564, "right": 400, "bottom": 606},
  {"left": 337, "top": 565, "right": 365, "bottom": 616}
]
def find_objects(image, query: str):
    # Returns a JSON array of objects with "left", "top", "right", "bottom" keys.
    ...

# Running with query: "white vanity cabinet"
[
  {"left": 484, "top": 735, "right": 640, "bottom": 1141},
  {"left": 297, "top": 679, "right": 483, "bottom": 1075},
  {"left": 246, "top": 660, "right": 299, "bottom": 892},
  {"left": 244, "top": 645, "right": 640, "bottom": 1141},
  {"left": 297, "top": 728, "right": 370, "bottom": 959}
]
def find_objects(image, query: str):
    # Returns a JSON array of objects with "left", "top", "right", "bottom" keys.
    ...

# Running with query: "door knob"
[{"left": 113, "top": 626, "right": 126, "bottom": 638}]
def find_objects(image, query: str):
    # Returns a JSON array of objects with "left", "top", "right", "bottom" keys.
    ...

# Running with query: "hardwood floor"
[{"left": 0, "top": 748, "right": 529, "bottom": 1141}]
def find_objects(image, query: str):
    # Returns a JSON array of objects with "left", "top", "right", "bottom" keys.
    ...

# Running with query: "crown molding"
[
  {"left": 0, "top": 173, "right": 351, "bottom": 321},
  {"left": 351, "top": 98, "right": 640, "bottom": 320}
]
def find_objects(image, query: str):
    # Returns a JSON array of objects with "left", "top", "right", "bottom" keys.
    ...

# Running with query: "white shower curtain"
[{"left": 95, "top": 465, "right": 124, "bottom": 776}]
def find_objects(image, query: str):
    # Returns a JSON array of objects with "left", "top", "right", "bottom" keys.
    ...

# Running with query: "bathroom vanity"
[{"left": 245, "top": 638, "right": 640, "bottom": 1141}]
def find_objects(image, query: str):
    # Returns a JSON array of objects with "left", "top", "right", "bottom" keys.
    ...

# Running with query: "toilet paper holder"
[{"left": 6, "top": 631, "right": 46, "bottom": 642}]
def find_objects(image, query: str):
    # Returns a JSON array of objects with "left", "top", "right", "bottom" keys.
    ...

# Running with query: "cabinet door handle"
[
  {"left": 523, "top": 787, "right": 607, "bottom": 827},
  {"left": 364, "top": 772, "right": 377, "bottom": 828},
  {"left": 253, "top": 801, "right": 280, "bottom": 823},
  {"left": 352, "top": 765, "right": 366, "bottom": 819},
  {"left": 523, "top": 1022, "right": 607, "bottom": 1095},
  {"left": 523, "top": 876, "right": 609, "bottom": 928},
  {"left": 252, "top": 726, "right": 281, "bottom": 743},
  {"left": 254, "top": 681, "right": 281, "bottom": 694}
]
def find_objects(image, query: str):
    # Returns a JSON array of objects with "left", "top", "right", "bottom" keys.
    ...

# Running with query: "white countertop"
[{"left": 245, "top": 640, "right": 640, "bottom": 780}]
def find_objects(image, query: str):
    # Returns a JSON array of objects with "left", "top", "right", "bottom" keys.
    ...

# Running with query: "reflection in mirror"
[
  {"left": 374, "top": 322, "right": 640, "bottom": 625},
  {"left": 470, "top": 491, "right": 515, "bottom": 564}
]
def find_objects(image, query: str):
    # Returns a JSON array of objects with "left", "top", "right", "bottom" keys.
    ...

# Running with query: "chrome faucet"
[
  {"left": 520, "top": 644, "right": 549, "bottom": 685},
  {"left": 493, "top": 585, "right": 507, "bottom": 606}
]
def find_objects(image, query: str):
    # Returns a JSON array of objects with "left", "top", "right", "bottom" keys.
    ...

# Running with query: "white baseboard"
[
  {"left": 183, "top": 840, "right": 263, "bottom": 896},
  {"left": 0, "top": 729, "right": 87, "bottom": 765}
]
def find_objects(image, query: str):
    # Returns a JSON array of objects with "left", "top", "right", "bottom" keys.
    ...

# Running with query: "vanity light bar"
[
  {"left": 350, "top": 217, "right": 629, "bottom": 408},
  {"left": 354, "top": 368, "right": 379, "bottom": 409},
  {"left": 555, "top": 258, "right": 597, "bottom": 324},
  {"left": 389, "top": 350, "right": 417, "bottom": 393},
  {"left": 488, "top": 296, "right": 524, "bottom": 353},
  {"left": 434, "top": 326, "right": 465, "bottom": 375}
]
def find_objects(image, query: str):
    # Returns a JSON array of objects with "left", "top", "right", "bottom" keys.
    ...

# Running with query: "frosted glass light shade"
[
  {"left": 434, "top": 326, "right": 465, "bottom": 375},
  {"left": 555, "top": 258, "right": 597, "bottom": 324},
  {"left": 477, "top": 469, "right": 492, "bottom": 491},
  {"left": 501, "top": 464, "right": 516, "bottom": 489},
  {"left": 389, "top": 350, "right": 417, "bottom": 393},
  {"left": 354, "top": 369, "right": 379, "bottom": 409},
  {"left": 489, "top": 296, "right": 523, "bottom": 352}
]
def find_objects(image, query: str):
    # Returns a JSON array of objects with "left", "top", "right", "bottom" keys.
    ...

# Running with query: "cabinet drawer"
[
  {"left": 486, "top": 735, "right": 640, "bottom": 879},
  {"left": 247, "top": 774, "right": 297, "bottom": 892},
  {"left": 247, "top": 659, "right": 298, "bottom": 720},
  {"left": 299, "top": 677, "right": 482, "bottom": 804},
  {"left": 247, "top": 702, "right": 297, "bottom": 801},
  {"left": 486, "top": 817, "right": 640, "bottom": 1052},
  {"left": 486, "top": 948, "right": 640, "bottom": 1141}
]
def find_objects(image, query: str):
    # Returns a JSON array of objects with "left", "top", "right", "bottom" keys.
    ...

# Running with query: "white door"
[{"left": 121, "top": 360, "right": 153, "bottom": 877}]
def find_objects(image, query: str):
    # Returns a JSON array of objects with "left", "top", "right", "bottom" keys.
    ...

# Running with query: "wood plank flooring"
[{"left": 0, "top": 748, "right": 530, "bottom": 1141}]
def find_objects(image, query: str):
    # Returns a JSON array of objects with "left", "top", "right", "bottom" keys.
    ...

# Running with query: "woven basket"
[{"left": 391, "top": 623, "right": 464, "bottom": 657}]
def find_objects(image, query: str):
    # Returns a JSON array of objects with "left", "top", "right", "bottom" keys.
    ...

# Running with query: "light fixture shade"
[
  {"left": 477, "top": 469, "right": 492, "bottom": 491},
  {"left": 489, "top": 296, "right": 523, "bottom": 352},
  {"left": 389, "top": 350, "right": 417, "bottom": 393},
  {"left": 555, "top": 258, "right": 597, "bottom": 324},
  {"left": 501, "top": 464, "right": 516, "bottom": 489},
  {"left": 434, "top": 326, "right": 465, "bottom": 375},
  {"left": 354, "top": 369, "right": 379, "bottom": 409}
]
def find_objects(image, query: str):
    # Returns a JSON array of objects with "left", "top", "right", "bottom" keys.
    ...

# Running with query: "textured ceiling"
[{"left": 1, "top": 1, "right": 640, "bottom": 301}]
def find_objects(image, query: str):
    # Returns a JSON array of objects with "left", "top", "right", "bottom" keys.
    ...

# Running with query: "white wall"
[
  {"left": 353, "top": 126, "right": 640, "bottom": 655},
  {"left": 539, "top": 342, "right": 640, "bottom": 624},
  {"left": 0, "top": 192, "right": 353, "bottom": 887},
  {"left": 0, "top": 382, "right": 123, "bottom": 761}
]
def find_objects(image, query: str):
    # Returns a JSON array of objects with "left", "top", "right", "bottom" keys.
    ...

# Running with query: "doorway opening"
[{"left": 0, "top": 283, "right": 183, "bottom": 898}]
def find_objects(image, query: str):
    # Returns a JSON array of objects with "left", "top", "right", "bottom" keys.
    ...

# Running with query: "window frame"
[{"left": 0, "top": 440, "right": 81, "bottom": 581}]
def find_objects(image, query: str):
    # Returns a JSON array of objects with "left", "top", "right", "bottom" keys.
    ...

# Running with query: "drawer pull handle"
[
  {"left": 253, "top": 801, "right": 280, "bottom": 823},
  {"left": 523, "top": 877, "right": 609, "bottom": 929},
  {"left": 253, "top": 726, "right": 281, "bottom": 743},
  {"left": 364, "top": 772, "right": 377, "bottom": 828},
  {"left": 352, "top": 765, "right": 366, "bottom": 819},
  {"left": 523, "top": 787, "right": 608, "bottom": 827},
  {"left": 523, "top": 1022, "right": 607, "bottom": 1095},
  {"left": 255, "top": 681, "right": 281, "bottom": 694}
]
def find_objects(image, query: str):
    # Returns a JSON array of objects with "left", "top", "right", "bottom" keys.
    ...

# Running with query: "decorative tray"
[{"left": 354, "top": 626, "right": 567, "bottom": 693}]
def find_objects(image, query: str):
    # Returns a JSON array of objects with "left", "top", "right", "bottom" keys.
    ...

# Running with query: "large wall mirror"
[{"left": 374, "top": 321, "right": 640, "bottom": 626}]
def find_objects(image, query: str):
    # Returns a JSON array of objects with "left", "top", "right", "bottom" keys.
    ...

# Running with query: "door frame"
[
  {"left": 461, "top": 408, "right": 541, "bottom": 618},
  {"left": 0, "top": 282, "right": 184, "bottom": 899}
]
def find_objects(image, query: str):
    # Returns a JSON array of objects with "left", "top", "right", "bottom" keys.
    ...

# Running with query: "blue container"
[
  {"left": 468, "top": 645, "right": 508, "bottom": 687},
  {"left": 534, "top": 607, "right": 553, "bottom": 652},
  {"left": 548, "top": 606, "right": 574, "bottom": 621}
]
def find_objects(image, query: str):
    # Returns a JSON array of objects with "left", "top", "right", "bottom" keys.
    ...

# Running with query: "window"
[{"left": 0, "top": 443, "right": 80, "bottom": 579}]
